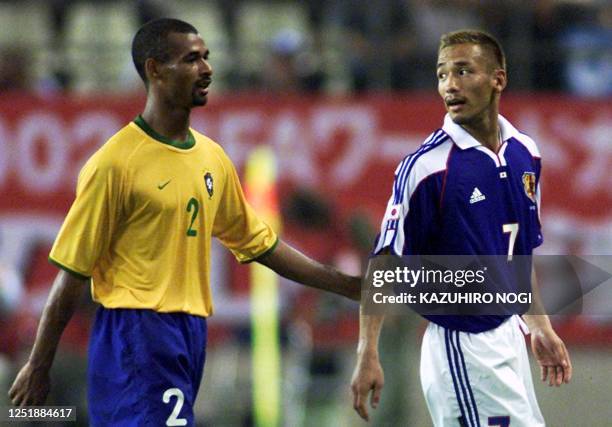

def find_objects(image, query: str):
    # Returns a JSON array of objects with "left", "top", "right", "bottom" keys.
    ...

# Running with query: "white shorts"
[{"left": 420, "top": 315, "right": 545, "bottom": 427}]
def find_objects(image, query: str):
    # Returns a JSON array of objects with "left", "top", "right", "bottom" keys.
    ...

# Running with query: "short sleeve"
[
  {"left": 49, "top": 155, "right": 123, "bottom": 277},
  {"left": 212, "top": 152, "right": 277, "bottom": 262}
]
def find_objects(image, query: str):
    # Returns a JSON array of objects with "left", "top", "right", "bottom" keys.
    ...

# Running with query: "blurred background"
[{"left": 0, "top": 0, "right": 610, "bottom": 426}]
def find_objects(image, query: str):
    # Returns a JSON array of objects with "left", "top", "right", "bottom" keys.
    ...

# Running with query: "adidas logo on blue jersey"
[{"left": 469, "top": 187, "right": 486, "bottom": 204}]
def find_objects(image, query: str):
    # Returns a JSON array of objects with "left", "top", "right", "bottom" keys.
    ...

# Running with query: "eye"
[
  {"left": 437, "top": 72, "right": 446, "bottom": 80},
  {"left": 459, "top": 68, "right": 470, "bottom": 76}
]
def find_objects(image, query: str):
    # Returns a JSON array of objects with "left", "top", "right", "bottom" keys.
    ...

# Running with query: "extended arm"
[
  {"left": 9, "top": 270, "right": 87, "bottom": 406},
  {"left": 522, "top": 266, "right": 572, "bottom": 387},
  {"left": 256, "top": 239, "right": 361, "bottom": 300}
]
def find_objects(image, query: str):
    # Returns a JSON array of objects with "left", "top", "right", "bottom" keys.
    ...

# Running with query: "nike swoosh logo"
[{"left": 157, "top": 180, "right": 171, "bottom": 190}]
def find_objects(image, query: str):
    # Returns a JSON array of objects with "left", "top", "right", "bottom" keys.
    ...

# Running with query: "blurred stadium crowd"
[{"left": 0, "top": 0, "right": 610, "bottom": 96}]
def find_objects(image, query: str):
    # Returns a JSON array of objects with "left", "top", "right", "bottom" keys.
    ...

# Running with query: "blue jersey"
[{"left": 374, "top": 114, "right": 542, "bottom": 332}]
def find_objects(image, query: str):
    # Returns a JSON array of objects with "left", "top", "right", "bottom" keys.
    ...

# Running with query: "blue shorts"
[{"left": 87, "top": 307, "right": 207, "bottom": 426}]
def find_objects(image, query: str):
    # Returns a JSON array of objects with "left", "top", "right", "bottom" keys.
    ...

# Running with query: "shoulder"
[
  {"left": 95, "top": 123, "right": 145, "bottom": 165},
  {"left": 191, "top": 129, "right": 235, "bottom": 175},
  {"left": 512, "top": 132, "right": 541, "bottom": 159},
  {"left": 395, "top": 130, "right": 453, "bottom": 187},
  {"left": 79, "top": 123, "right": 144, "bottom": 180},
  {"left": 191, "top": 128, "right": 218, "bottom": 147},
  {"left": 499, "top": 115, "right": 541, "bottom": 159},
  {"left": 191, "top": 129, "right": 226, "bottom": 157},
  {"left": 389, "top": 130, "right": 452, "bottom": 203}
]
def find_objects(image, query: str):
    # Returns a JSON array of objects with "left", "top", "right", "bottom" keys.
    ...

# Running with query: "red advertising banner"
[{"left": 0, "top": 94, "right": 609, "bottom": 221}]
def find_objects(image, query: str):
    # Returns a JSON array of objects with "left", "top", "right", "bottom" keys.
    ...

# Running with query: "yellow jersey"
[{"left": 49, "top": 116, "right": 278, "bottom": 317}]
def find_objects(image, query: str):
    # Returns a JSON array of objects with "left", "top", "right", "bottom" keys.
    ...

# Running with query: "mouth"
[
  {"left": 195, "top": 79, "right": 212, "bottom": 95},
  {"left": 445, "top": 97, "right": 467, "bottom": 112}
]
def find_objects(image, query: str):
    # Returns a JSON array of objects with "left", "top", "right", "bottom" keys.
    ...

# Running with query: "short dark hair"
[
  {"left": 131, "top": 18, "right": 199, "bottom": 83},
  {"left": 439, "top": 30, "right": 506, "bottom": 71}
]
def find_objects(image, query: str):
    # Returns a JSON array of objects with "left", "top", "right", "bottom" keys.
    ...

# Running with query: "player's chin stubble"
[
  {"left": 449, "top": 111, "right": 470, "bottom": 125},
  {"left": 192, "top": 92, "right": 207, "bottom": 106}
]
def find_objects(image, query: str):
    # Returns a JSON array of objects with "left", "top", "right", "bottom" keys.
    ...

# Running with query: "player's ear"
[
  {"left": 144, "top": 58, "right": 163, "bottom": 83},
  {"left": 492, "top": 68, "right": 507, "bottom": 93}
]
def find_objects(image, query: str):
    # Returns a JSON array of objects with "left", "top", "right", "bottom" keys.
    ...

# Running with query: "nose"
[
  {"left": 444, "top": 73, "right": 459, "bottom": 93},
  {"left": 199, "top": 58, "right": 213, "bottom": 76}
]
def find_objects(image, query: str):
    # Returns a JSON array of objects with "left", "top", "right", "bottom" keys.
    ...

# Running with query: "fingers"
[
  {"left": 371, "top": 383, "right": 382, "bottom": 410},
  {"left": 351, "top": 360, "right": 384, "bottom": 421},
  {"left": 9, "top": 387, "right": 27, "bottom": 407},
  {"left": 542, "top": 364, "right": 562, "bottom": 387},
  {"left": 8, "top": 377, "right": 46, "bottom": 407},
  {"left": 542, "top": 362, "right": 573, "bottom": 387},
  {"left": 8, "top": 383, "right": 16, "bottom": 401},
  {"left": 556, "top": 366, "right": 565, "bottom": 386},
  {"left": 351, "top": 384, "right": 369, "bottom": 422},
  {"left": 10, "top": 392, "right": 27, "bottom": 407},
  {"left": 352, "top": 381, "right": 385, "bottom": 422},
  {"left": 560, "top": 345, "right": 572, "bottom": 384},
  {"left": 540, "top": 365, "right": 547, "bottom": 383},
  {"left": 537, "top": 334, "right": 573, "bottom": 387},
  {"left": 563, "top": 359, "right": 572, "bottom": 384},
  {"left": 12, "top": 392, "right": 42, "bottom": 407},
  {"left": 548, "top": 366, "right": 556, "bottom": 386},
  {"left": 543, "top": 361, "right": 572, "bottom": 386},
  {"left": 8, "top": 381, "right": 23, "bottom": 406},
  {"left": 553, "top": 355, "right": 571, "bottom": 386},
  {"left": 551, "top": 341, "right": 572, "bottom": 386}
]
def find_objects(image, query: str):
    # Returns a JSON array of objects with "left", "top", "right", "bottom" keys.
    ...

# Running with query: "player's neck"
[
  {"left": 141, "top": 98, "right": 191, "bottom": 143},
  {"left": 461, "top": 111, "right": 500, "bottom": 153}
]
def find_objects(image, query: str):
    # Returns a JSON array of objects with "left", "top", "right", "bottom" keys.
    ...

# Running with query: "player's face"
[
  {"left": 159, "top": 32, "right": 213, "bottom": 108},
  {"left": 436, "top": 44, "right": 505, "bottom": 126}
]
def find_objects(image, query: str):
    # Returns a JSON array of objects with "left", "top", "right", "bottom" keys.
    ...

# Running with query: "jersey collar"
[
  {"left": 442, "top": 114, "right": 520, "bottom": 150},
  {"left": 498, "top": 115, "right": 520, "bottom": 141},
  {"left": 133, "top": 115, "right": 196, "bottom": 150}
]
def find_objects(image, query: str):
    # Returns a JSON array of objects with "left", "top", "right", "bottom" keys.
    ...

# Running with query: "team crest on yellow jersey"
[
  {"left": 204, "top": 172, "right": 214, "bottom": 198},
  {"left": 522, "top": 172, "right": 536, "bottom": 203}
]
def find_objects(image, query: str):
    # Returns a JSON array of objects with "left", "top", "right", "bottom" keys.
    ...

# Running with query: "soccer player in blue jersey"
[
  {"left": 8, "top": 19, "right": 359, "bottom": 426},
  {"left": 351, "top": 30, "right": 572, "bottom": 426}
]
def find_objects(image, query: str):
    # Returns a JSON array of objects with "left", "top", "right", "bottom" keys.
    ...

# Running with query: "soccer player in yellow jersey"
[{"left": 9, "top": 18, "right": 360, "bottom": 425}]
